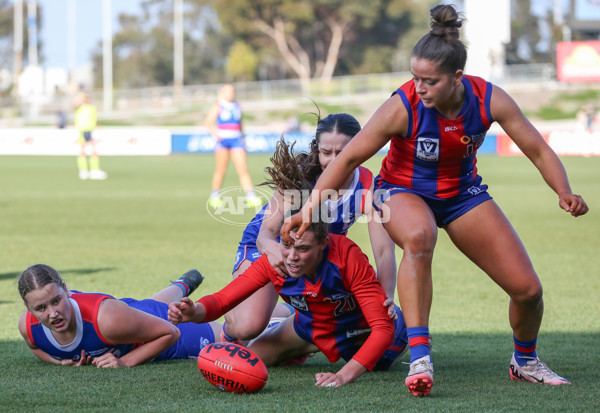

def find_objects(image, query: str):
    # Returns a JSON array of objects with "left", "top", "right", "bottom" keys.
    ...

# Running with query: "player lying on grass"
[
  {"left": 18, "top": 264, "right": 219, "bottom": 367},
  {"left": 168, "top": 212, "right": 408, "bottom": 387},
  {"left": 223, "top": 114, "right": 397, "bottom": 347}
]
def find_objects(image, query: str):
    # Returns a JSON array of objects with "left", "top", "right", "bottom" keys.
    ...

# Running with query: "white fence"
[{"left": 0, "top": 64, "right": 564, "bottom": 127}]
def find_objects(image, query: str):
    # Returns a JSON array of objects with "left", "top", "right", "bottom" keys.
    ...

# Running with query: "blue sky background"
[
  {"left": 37, "top": 0, "right": 142, "bottom": 68},
  {"left": 30, "top": 0, "right": 565, "bottom": 70}
]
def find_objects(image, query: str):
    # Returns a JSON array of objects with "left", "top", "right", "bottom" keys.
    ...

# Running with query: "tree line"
[{"left": 0, "top": 0, "right": 569, "bottom": 94}]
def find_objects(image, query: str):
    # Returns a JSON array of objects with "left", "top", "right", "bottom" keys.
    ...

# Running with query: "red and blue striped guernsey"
[{"left": 380, "top": 75, "right": 493, "bottom": 199}]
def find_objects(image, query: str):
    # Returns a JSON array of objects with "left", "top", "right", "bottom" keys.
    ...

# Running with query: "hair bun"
[{"left": 429, "top": 4, "right": 463, "bottom": 38}]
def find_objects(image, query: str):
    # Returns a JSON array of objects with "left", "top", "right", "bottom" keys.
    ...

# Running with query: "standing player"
[
  {"left": 204, "top": 84, "right": 261, "bottom": 209},
  {"left": 73, "top": 93, "right": 107, "bottom": 180},
  {"left": 169, "top": 215, "right": 408, "bottom": 387},
  {"left": 222, "top": 114, "right": 397, "bottom": 346},
  {"left": 18, "top": 264, "right": 218, "bottom": 367},
  {"left": 282, "top": 4, "right": 588, "bottom": 396}
]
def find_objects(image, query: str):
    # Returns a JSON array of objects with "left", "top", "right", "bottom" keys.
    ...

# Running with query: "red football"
[{"left": 197, "top": 342, "right": 268, "bottom": 394}]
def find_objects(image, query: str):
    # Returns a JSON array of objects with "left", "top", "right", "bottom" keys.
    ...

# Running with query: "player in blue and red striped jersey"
[
  {"left": 18, "top": 264, "right": 220, "bottom": 367},
  {"left": 282, "top": 4, "right": 588, "bottom": 397},
  {"left": 222, "top": 114, "right": 397, "bottom": 346},
  {"left": 204, "top": 84, "right": 261, "bottom": 209},
  {"left": 168, "top": 214, "right": 408, "bottom": 387}
]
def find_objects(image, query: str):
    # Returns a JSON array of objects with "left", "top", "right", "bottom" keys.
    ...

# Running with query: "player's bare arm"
[
  {"left": 96, "top": 300, "right": 179, "bottom": 367},
  {"left": 256, "top": 191, "right": 288, "bottom": 277},
  {"left": 281, "top": 97, "right": 407, "bottom": 243},
  {"left": 491, "top": 85, "right": 588, "bottom": 217}
]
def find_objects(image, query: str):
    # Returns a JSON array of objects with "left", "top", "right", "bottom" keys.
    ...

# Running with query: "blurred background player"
[
  {"left": 168, "top": 213, "right": 408, "bottom": 387},
  {"left": 73, "top": 93, "right": 107, "bottom": 180},
  {"left": 18, "top": 265, "right": 217, "bottom": 367},
  {"left": 204, "top": 84, "right": 261, "bottom": 208},
  {"left": 282, "top": 4, "right": 588, "bottom": 397},
  {"left": 222, "top": 114, "right": 397, "bottom": 347}
]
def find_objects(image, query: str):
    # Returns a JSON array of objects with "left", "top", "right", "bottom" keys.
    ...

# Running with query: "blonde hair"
[{"left": 18, "top": 264, "right": 65, "bottom": 302}]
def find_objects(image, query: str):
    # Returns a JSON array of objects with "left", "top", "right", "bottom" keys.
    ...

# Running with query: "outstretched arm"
[
  {"left": 491, "top": 85, "right": 588, "bottom": 217},
  {"left": 170, "top": 259, "right": 274, "bottom": 325},
  {"left": 281, "top": 95, "right": 408, "bottom": 243}
]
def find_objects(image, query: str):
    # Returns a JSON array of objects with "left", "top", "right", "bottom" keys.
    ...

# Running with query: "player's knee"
[
  {"left": 235, "top": 322, "right": 268, "bottom": 340},
  {"left": 512, "top": 279, "right": 543, "bottom": 306},
  {"left": 402, "top": 228, "right": 436, "bottom": 260},
  {"left": 228, "top": 314, "right": 270, "bottom": 340},
  {"left": 168, "top": 324, "right": 181, "bottom": 346}
]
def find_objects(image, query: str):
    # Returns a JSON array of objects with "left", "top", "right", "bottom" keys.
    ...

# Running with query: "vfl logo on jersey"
[
  {"left": 289, "top": 295, "right": 309, "bottom": 311},
  {"left": 416, "top": 137, "right": 439, "bottom": 162}
]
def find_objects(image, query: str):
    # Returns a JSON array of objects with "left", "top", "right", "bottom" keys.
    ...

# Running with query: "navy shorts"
[
  {"left": 374, "top": 175, "right": 493, "bottom": 227},
  {"left": 216, "top": 137, "right": 244, "bottom": 151},
  {"left": 232, "top": 243, "right": 262, "bottom": 273},
  {"left": 82, "top": 131, "right": 92, "bottom": 142}
]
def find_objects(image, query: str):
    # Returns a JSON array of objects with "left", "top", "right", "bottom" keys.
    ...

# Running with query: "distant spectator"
[
  {"left": 284, "top": 115, "right": 300, "bottom": 133},
  {"left": 582, "top": 103, "right": 596, "bottom": 132},
  {"left": 56, "top": 110, "right": 66, "bottom": 129},
  {"left": 73, "top": 93, "right": 107, "bottom": 180}
]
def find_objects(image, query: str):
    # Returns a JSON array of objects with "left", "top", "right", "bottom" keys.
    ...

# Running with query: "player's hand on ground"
[
  {"left": 383, "top": 297, "right": 398, "bottom": 320},
  {"left": 92, "top": 352, "right": 123, "bottom": 368},
  {"left": 61, "top": 350, "right": 93, "bottom": 366},
  {"left": 265, "top": 248, "right": 289, "bottom": 278},
  {"left": 559, "top": 193, "right": 589, "bottom": 217},
  {"left": 315, "top": 372, "right": 343, "bottom": 388},
  {"left": 168, "top": 297, "right": 196, "bottom": 324}
]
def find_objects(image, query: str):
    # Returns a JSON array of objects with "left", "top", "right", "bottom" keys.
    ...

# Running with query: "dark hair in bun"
[{"left": 412, "top": 4, "right": 467, "bottom": 74}]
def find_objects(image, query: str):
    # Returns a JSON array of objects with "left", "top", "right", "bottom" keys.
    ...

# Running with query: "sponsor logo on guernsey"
[
  {"left": 346, "top": 328, "right": 371, "bottom": 338},
  {"left": 445, "top": 126, "right": 458, "bottom": 131},
  {"left": 289, "top": 295, "right": 309, "bottom": 311},
  {"left": 416, "top": 137, "right": 439, "bottom": 162}
]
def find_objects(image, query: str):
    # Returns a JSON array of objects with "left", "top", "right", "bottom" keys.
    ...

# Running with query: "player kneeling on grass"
[
  {"left": 18, "top": 265, "right": 220, "bottom": 367},
  {"left": 168, "top": 212, "right": 408, "bottom": 387}
]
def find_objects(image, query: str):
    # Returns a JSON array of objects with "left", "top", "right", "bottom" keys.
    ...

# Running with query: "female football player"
[
  {"left": 169, "top": 213, "right": 408, "bottom": 387},
  {"left": 281, "top": 4, "right": 588, "bottom": 396},
  {"left": 205, "top": 84, "right": 261, "bottom": 208},
  {"left": 222, "top": 113, "right": 397, "bottom": 345},
  {"left": 18, "top": 264, "right": 219, "bottom": 367}
]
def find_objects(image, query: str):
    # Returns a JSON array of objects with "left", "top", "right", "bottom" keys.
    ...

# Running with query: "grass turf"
[{"left": 0, "top": 154, "right": 598, "bottom": 412}]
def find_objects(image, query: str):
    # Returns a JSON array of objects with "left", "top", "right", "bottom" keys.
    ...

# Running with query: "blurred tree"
[
  {"left": 506, "top": 0, "right": 558, "bottom": 64},
  {"left": 0, "top": 0, "right": 45, "bottom": 96},
  {"left": 226, "top": 40, "right": 258, "bottom": 81},
  {"left": 0, "top": 0, "right": 44, "bottom": 68},
  {"left": 216, "top": 0, "right": 401, "bottom": 88},
  {"left": 215, "top": 0, "right": 435, "bottom": 88},
  {"left": 345, "top": 0, "right": 436, "bottom": 74},
  {"left": 0, "top": 0, "right": 13, "bottom": 72},
  {"left": 91, "top": 0, "right": 233, "bottom": 89}
]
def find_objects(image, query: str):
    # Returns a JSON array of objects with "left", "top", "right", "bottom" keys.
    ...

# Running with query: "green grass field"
[{"left": 0, "top": 154, "right": 598, "bottom": 412}]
